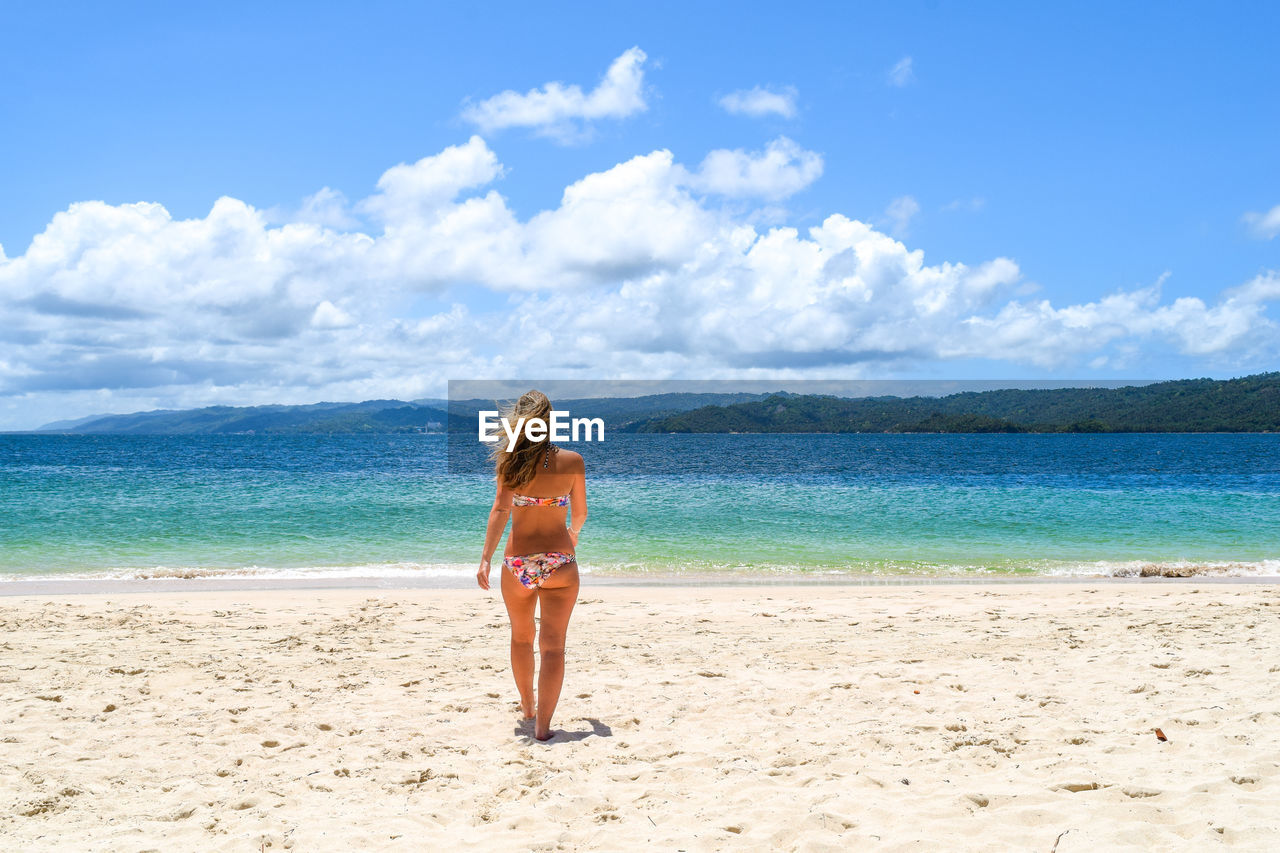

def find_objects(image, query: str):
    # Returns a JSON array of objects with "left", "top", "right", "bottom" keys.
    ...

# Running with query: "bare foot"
[
  {"left": 520, "top": 698, "right": 535, "bottom": 719},
  {"left": 534, "top": 727, "right": 554, "bottom": 741}
]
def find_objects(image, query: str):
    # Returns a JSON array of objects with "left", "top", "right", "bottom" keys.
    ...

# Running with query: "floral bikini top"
[{"left": 512, "top": 493, "right": 569, "bottom": 507}]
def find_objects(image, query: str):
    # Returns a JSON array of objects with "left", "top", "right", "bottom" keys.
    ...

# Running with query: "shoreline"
[{"left": 3, "top": 572, "right": 1280, "bottom": 598}]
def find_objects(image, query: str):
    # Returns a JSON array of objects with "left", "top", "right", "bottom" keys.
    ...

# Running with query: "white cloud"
[
  {"left": 954, "top": 274, "right": 1280, "bottom": 364},
  {"left": 718, "top": 86, "right": 798, "bottom": 119},
  {"left": 460, "top": 47, "right": 648, "bottom": 142},
  {"left": 1, "top": 137, "right": 1277, "bottom": 430},
  {"left": 358, "top": 144, "right": 713, "bottom": 292},
  {"left": 682, "top": 137, "right": 823, "bottom": 200},
  {"left": 358, "top": 135, "right": 503, "bottom": 223},
  {"left": 883, "top": 195, "right": 920, "bottom": 236},
  {"left": 311, "top": 300, "right": 354, "bottom": 329},
  {"left": 1242, "top": 204, "right": 1280, "bottom": 240},
  {"left": 888, "top": 56, "right": 914, "bottom": 87},
  {"left": 295, "top": 187, "right": 361, "bottom": 230}
]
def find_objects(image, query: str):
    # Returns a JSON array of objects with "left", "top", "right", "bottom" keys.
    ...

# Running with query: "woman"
[{"left": 476, "top": 390, "right": 587, "bottom": 741}]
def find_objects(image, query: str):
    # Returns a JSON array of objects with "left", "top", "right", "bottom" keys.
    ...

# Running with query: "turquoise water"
[{"left": 2, "top": 433, "right": 1278, "bottom": 581}]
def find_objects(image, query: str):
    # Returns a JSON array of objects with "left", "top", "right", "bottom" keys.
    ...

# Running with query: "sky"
[{"left": 1, "top": 0, "right": 1278, "bottom": 430}]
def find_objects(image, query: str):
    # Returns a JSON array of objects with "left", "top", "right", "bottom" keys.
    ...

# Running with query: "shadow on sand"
[{"left": 514, "top": 717, "right": 613, "bottom": 744}]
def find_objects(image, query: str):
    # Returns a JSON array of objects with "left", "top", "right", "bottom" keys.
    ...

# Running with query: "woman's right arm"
[
  {"left": 568, "top": 454, "right": 587, "bottom": 548},
  {"left": 477, "top": 478, "right": 512, "bottom": 590}
]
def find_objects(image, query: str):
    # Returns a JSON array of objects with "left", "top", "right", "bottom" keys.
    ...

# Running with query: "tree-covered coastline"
[
  {"left": 623, "top": 373, "right": 1280, "bottom": 434},
  {"left": 22, "top": 374, "right": 1280, "bottom": 435}
]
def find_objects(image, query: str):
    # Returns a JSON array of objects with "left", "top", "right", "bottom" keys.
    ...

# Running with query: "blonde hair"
[{"left": 490, "top": 389, "right": 554, "bottom": 489}]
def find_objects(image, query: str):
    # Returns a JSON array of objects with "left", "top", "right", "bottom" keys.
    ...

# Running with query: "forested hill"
[
  {"left": 24, "top": 376, "right": 1280, "bottom": 434},
  {"left": 31, "top": 400, "right": 464, "bottom": 435},
  {"left": 624, "top": 374, "right": 1280, "bottom": 433},
  {"left": 27, "top": 391, "right": 770, "bottom": 435}
]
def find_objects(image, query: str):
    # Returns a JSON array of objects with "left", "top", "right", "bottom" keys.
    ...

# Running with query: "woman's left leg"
[
  {"left": 500, "top": 563, "right": 538, "bottom": 718},
  {"left": 531, "top": 562, "right": 579, "bottom": 740}
]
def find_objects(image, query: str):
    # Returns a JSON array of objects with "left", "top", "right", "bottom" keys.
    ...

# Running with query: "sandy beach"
[{"left": 2, "top": 582, "right": 1278, "bottom": 851}]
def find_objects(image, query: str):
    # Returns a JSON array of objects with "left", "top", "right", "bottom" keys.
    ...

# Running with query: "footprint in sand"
[
  {"left": 18, "top": 795, "right": 70, "bottom": 817},
  {"left": 158, "top": 805, "right": 197, "bottom": 821},
  {"left": 1121, "top": 787, "right": 1161, "bottom": 798}
]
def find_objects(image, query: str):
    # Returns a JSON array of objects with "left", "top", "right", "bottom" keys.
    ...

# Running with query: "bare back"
[{"left": 498, "top": 446, "right": 586, "bottom": 557}]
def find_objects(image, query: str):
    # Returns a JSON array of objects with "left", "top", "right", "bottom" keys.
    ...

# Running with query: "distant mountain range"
[
  {"left": 20, "top": 374, "right": 1280, "bottom": 435},
  {"left": 623, "top": 373, "right": 1280, "bottom": 433},
  {"left": 26, "top": 392, "right": 771, "bottom": 435}
]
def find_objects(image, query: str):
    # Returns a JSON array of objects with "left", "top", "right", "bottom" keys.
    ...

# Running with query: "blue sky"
[{"left": 1, "top": 0, "right": 1278, "bottom": 429}]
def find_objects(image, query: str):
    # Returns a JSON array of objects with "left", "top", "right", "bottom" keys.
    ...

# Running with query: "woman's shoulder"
[{"left": 554, "top": 446, "right": 585, "bottom": 469}]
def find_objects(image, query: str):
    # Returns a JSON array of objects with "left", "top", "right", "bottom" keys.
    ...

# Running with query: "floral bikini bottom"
[{"left": 503, "top": 551, "right": 576, "bottom": 589}]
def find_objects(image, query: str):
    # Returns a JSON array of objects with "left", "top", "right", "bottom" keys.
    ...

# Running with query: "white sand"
[{"left": 2, "top": 583, "right": 1278, "bottom": 851}]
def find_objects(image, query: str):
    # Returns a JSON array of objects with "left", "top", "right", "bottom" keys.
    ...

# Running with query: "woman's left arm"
[
  {"left": 567, "top": 454, "right": 587, "bottom": 549},
  {"left": 477, "top": 479, "right": 512, "bottom": 590}
]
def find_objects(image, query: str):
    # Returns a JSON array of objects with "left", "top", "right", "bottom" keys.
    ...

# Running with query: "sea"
[{"left": 2, "top": 433, "right": 1278, "bottom": 585}]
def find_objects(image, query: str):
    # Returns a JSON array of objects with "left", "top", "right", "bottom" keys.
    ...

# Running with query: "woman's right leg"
[
  {"left": 500, "top": 564, "right": 538, "bottom": 719},
  {"left": 533, "top": 563, "right": 579, "bottom": 740}
]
